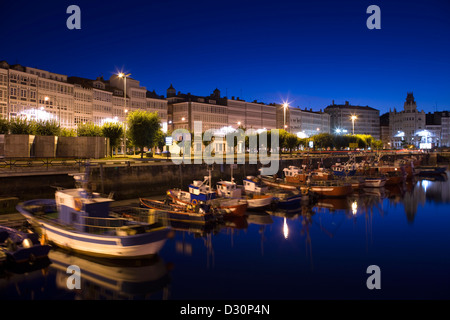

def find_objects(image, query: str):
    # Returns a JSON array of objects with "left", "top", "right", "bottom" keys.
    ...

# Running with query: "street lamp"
[
  {"left": 118, "top": 72, "right": 131, "bottom": 155},
  {"left": 283, "top": 103, "right": 288, "bottom": 131},
  {"left": 351, "top": 115, "right": 357, "bottom": 135}
]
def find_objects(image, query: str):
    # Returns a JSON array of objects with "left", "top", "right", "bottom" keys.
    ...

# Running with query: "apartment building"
[
  {"left": 325, "top": 101, "right": 380, "bottom": 139},
  {"left": 277, "top": 104, "right": 330, "bottom": 137},
  {"left": 227, "top": 97, "right": 277, "bottom": 131}
]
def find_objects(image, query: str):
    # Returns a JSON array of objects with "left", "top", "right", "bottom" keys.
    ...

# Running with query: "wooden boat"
[
  {"left": 283, "top": 166, "right": 308, "bottom": 184},
  {"left": 217, "top": 179, "right": 272, "bottom": 210},
  {"left": 16, "top": 169, "right": 171, "bottom": 260},
  {"left": 139, "top": 198, "right": 223, "bottom": 225},
  {"left": 168, "top": 188, "right": 248, "bottom": 216},
  {"left": 310, "top": 167, "right": 332, "bottom": 181},
  {"left": 0, "top": 225, "right": 51, "bottom": 265},
  {"left": 309, "top": 180, "right": 353, "bottom": 198},
  {"left": 259, "top": 176, "right": 298, "bottom": 191},
  {"left": 364, "top": 176, "right": 387, "bottom": 188}
]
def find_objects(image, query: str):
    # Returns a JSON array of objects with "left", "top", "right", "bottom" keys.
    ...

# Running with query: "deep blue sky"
[{"left": 1, "top": 0, "right": 449, "bottom": 114}]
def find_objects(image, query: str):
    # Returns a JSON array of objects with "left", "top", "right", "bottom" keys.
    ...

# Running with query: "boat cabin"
[
  {"left": 55, "top": 188, "right": 114, "bottom": 232},
  {"left": 188, "top": 178, "right": 216, "bottom": 202},
  {"left": 216, "top": 180, "right": 242, "bottom": 198},
  {"left": 243, "top": 176, "right": 268, "bottom": 193},
  {"left": 283, "top": 166, "right": 308, "bottom": 183}
]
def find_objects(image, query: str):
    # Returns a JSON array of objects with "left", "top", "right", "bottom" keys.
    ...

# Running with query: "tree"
[
  {"left": 285, "top": 134, "right": 299, "bottom": 154},
  {"left": 127, "top": 110, "right": 161, "bottom": 158},
  {"left": 154, "top": 129, "right": 166, "bottom": 153},
  {"left": 77, "top": 122, "right": 103, "bottom": 137},
  {"left": 101, "top": 122, "right": 124, "bottom": 156},
  {"left": 313, "top": 133, "right": 334, "bottom": 149},
  {"left": 372, "top": 139, "right": 383, "bottom": 150}
]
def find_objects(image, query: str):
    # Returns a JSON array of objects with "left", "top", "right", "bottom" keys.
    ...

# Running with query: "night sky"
[{"left": 1, "top": 0, "right": 449, "bottom": 114}]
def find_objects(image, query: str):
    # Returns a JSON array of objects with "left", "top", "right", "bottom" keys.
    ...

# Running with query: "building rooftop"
[{"left": 325, "top": 101, "right": 378, "bottom": 112}]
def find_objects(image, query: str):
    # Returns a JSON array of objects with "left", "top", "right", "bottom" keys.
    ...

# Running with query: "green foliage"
[
  {"left": 59, "top": 127, "right": 77, "bottom": 137},
  {"left": 372, "top": 140, "right": 383, "bottom": 150},
  {"left": 9, "top": 118, "right": 35, "bottom": 134},
  {"left": 0, "top": 117, "right": 9, "bottom": 134},
  {"left": 34, "top": 120, "right": 60, "bottom": 136},
  {"left": 101, "top": 122, "right": 124, "bottom": 153},
  {"left": 312, "top": 133, "right": 334, "bottom": 149},
  {"left": 154, "top": 129, "right": 166, "bottom": 151},
  {"left": 77, "top": 122, "right": 103, "bottom": 137},
  {"left": 127, "top": 110, "right": 161, "bottom": 158},
  {"left": 285, "top": 134, "right": 299, "bottom": 153}
]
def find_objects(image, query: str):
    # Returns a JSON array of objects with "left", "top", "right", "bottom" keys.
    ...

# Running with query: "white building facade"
[{"left": 324, "top": 101, "right": 380, "bottom": 139}]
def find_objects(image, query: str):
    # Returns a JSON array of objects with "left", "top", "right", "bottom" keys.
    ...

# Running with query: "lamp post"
[
  {"left": 283, "top": 103, "right": 288, "bottom": 131},
  {"left": 351, "top": 115, "right": 357, "bottom": 135},
  {"left": 118, "top": 72, "right": 131, "bottom": 155}
]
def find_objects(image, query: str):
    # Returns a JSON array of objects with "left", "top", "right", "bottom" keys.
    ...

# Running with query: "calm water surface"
[{"left": 1, "top": 172, "right": 449, "bottom": 300}]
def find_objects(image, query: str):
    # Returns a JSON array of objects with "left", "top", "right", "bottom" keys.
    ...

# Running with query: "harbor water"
[{"left": 1, "top": 172, "right": 449, "bottom": 300}]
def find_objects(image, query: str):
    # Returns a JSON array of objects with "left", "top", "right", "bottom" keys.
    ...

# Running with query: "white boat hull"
[
  {"left": 247, "top": 196, "right": 273, "bottom": 209},
  {"left": 26, "top": 218, "right": 168, "bottom": 259}
]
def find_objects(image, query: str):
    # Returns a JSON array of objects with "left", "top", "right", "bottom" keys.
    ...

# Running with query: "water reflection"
[
  {"left": 2, "top": 171, "right": 448, "bottom": 300},
  {"left": 0, "top": 250, "right": 171, "bottom": 300},
  {"left": 49, "top": 250, "right": 171, "bottom": 300}
]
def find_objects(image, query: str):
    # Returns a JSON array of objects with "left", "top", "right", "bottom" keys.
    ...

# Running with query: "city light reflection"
[{"left": 283, "top": 217, "right": 289, "bottom": 239}]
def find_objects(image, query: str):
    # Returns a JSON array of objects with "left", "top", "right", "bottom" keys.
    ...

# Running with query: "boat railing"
[{"left": 75, "top": 208, "right": 170, "bottom": 234}]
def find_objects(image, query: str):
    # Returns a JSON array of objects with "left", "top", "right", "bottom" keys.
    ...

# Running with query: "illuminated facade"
[
  {"left": 324, "top": 101, "right": 380, "bottom": 139},
  {"left": 389, "top": 92, "right": 427, "bottom": 148},
  {"left": 278, "top": 105, "right": 330, "bottom": 137}
]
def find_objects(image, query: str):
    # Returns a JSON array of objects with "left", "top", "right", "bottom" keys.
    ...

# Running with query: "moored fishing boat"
[
  {"left": 310, "top": 167, "right": 332, "bottom": 181},
  {"left": 167, "top": 172, "right": 248, "bottom": 216},
  {"left": 259, "top": 175, "right": 298, "bottom": 191},
  {"left": 309, "top": 180, "right": 353, "bottom": 198},
  {"left": 0, "top": 225, "right": 51, "bottom": 265},
  {"left": 283, "top": 166, "right": 308, "bottom": 184},
  {"left": 139, "top": 198, "right": 223, "bottom": 225},
  {"left": 216, "top": 179, "right": 269, "bottom": 210},
  {"left": 16, "top": 170, "right": 171, "bottom": 260}
]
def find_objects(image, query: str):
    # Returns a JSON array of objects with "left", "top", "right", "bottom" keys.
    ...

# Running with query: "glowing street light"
[
  {"left": 283, "top": 102, "right": 288, "bottom": 131},
  {"left": 118, "top": 72, "right": 131, "bottom": 155},
  {"left": 351, "top": 115, "right": 357, "bottom": 135}
]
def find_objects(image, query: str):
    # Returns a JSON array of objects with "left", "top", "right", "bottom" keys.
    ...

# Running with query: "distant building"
[
  {"left": 324, "top": 101, "right": 380, "bottom": 139},
  {"left": 389, "top": 92, "right": 426, "bottom": 148},
  {"left": 166, "top": 86, "right": 228, "bottom": 132},
  {"left": 380, "top": 112, "right": 390, "bottom": 148},
  {"left": 0, "top": 61, "right": 75, "bottom": 127},
  {"left": 277, "top": 105, "right": 330, "bottom": 137},
  {"left": 0, "top": 61, "right": 167, "bottom": 131},
  {"left": 227, "top": 97, "right": 277, "bottom": 131},
  {"left": 439, "top": 111, "right": 450, "bottom": 147}
]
